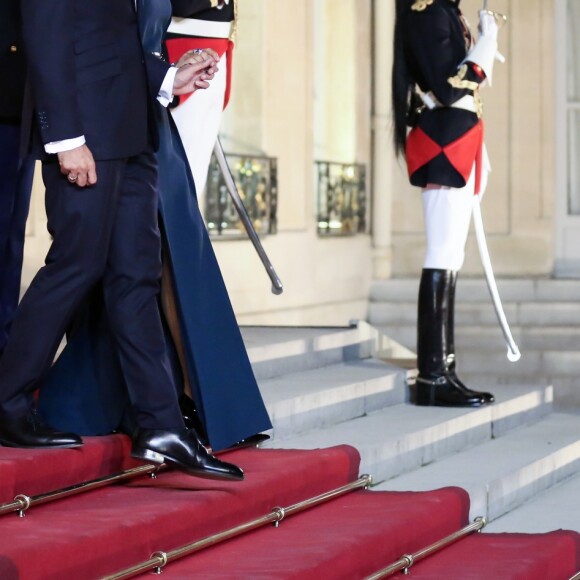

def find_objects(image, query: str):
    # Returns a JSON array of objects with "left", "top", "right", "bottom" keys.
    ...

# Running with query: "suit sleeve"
[
  {"left": 21, "top": 0, "right": 83, "bottom": 144},
  {"left": 406, "top": 6, "right": 485, "bottom": 107},
  {"left": 171, "top": 0, "right": 217, "bottom": 18},
  {"left": 144, "top": 52, "right": 172, "bottom": 101}
]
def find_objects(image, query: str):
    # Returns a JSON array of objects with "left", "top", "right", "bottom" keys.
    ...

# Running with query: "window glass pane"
[
  {"left": 567, "top": 109, "right": 580, "bottom": 214},
  {"left": 567, "top": 1, "right": 580, "bottom": 101}
]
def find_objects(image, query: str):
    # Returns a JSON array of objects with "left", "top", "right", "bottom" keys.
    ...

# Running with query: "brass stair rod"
[
  {"left": 0, "top": 464, "right": 161, "bottom": 518},
  {"left": 365, "top": 516, "right": 487, "bottom": 579},
  {"left": 0, "top": 439, "right": 259, "bottom": 518},
  {"left": 103, "top": 474, "right": 373, "bottom": 580}
]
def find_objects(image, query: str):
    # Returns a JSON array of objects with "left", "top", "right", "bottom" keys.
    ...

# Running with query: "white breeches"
[
  {"left": 170, "top": 52, "right": 228, "bottom": 199},
  {"left": 422, "top": 168, "right": 478, "bottom": 272}
]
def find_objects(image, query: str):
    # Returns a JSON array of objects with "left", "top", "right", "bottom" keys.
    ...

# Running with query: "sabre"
[
  {"left": 472, "top": 196, "right": 521, "bottom": 362},
  {"left": 472, "top": 1, "right": 517, "bottom": 360},
  {"left": 213, "top": 138, "right": 284, "bottom": 295}
]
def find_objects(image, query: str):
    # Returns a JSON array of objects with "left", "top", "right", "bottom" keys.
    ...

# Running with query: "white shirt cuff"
[
  {"left": 45, "top": 136, "right": 86, "bottom": 154},
  {"left": 158, "top": 67, "right": 178, "bottom": 107}
]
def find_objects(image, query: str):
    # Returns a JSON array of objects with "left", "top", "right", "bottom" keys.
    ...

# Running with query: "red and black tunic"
[{"left": 403, "top": 0, "right": 486, "bottom": 192}]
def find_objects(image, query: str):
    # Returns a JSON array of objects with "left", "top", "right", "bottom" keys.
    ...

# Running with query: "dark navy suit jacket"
[
  {"left": 0, "top": 0, "right": 35, "bottom": 356},
  {"left": 20, "top": 0, "right": 172, "bottom": 160},
  {"left": 0, "top": 0, "right": 27, "bottom": 123}
]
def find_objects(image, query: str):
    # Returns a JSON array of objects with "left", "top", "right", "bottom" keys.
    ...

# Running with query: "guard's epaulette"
[{"left": 411, "top": 0, "right": 435, "bottom": 11}]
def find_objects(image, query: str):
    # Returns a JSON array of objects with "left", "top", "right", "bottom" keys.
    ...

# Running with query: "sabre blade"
[
  {"left": 213, "top": 139, "right": 284, "bottom": 295},
  {"left": 472, "top": 196, "right": 521, "bottom": 362}
]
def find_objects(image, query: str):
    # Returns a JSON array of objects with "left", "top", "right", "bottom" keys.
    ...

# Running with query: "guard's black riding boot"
[
  {"left": 415, "top": 269, "right": 486, "bottom": 407},
  {"left": 446, "top": 271, "right": 495, "bottom": 404}
]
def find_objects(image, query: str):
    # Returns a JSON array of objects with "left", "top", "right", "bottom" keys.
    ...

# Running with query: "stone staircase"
[
  {"left": 369, "top": 277, "right": 580, "bottom": 407},
  {"left": 361, "top": 277, "right": 580, "bottom": 533},
  {"left": 243, "top": 314, "right": 580, "bottom": 535}
]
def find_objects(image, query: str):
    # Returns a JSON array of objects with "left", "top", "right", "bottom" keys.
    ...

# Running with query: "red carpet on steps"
[
  {"left": 154, "top": 487, "right": 472, "bottom": 579},
  {"left": 0, "top": 444, "right": 360, "bottom": 579},
  {"left": 145, "top": 492, "right": 579, "bottom": 580},
  {"left": 0, "top": 435, "right": 136, "bottom": 503},
  {"left": 0, "top": 438, "right": 579, "bottom": 579},
  {"left": 409, "top": 531, "right": 580, "bottom": 579}
]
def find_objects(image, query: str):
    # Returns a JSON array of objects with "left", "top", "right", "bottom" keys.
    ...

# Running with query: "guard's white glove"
[
  {"left": 478, "top": 10, "right": 499, "bottom": 40},
  {"left": 464, "top": 10, "right": 503, "bottom": 87}
]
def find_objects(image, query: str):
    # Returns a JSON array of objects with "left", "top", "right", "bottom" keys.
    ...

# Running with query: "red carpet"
[
  {"left": 0, "top": 438, "right": 578, "bottom": 579},
  {"left": 0, "top": 445, "right": 360, "bottom": 579},
  {"left": 157, "top": 488, "right": 471, "bottom": 579},
  {"left": 0, "top": 435, "right": 135, "bottom": 503},
  {"left": 409, "top": 531, "right": 580, "bottom": 579}
]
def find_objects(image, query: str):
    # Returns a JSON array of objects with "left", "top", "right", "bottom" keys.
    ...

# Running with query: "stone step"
[
  {"left": 242, "top": 324, "right": 377, "bottom": 380},
  {"left": 485, "top": 471, "right": 580, "bottom": 533},
  {"left": 260, "top": 359, "right": 407, "bottom": 440},
  {"left": 463, "top": 375, "right": 579, "bottom": 409},
  {"left": 370, "top": 278, "right": 580, "bottom": 303},
  {"left": 369, "top": 301, "right": 580, "bottom": 327},
  {"left": 374, "top": 413, "right": 580, "bottom": 523},
  {"left": 377, "top": 324, "right": 580, "bottom": 352},
  {"left": 452, "top": 349, "right": 580, "bottom": 377},
  {"left": 268, "top": 384, "right": 553, "bottom": 484}
]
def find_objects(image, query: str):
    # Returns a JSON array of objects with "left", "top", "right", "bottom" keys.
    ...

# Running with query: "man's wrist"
[
  {"left": 158, "top": 67, "right": 178, "bottom": 107},
  {"left": 45, "top": 136, "right": 86, "bottom": 154}
]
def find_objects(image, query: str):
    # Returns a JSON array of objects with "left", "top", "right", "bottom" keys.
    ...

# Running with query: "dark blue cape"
[{"left": 37, "top": 0, "right": 272, "bottom": 451}]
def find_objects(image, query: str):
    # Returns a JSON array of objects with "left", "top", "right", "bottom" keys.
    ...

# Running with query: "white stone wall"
[{"left": 221, "top": 0, "right": 374, "bottom": 325}]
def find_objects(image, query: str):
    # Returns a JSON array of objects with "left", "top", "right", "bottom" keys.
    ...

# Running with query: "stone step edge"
[
  {"left": 260, "top": 359, "right": 408, "bottom": 404},
  {"left": 263, "top": 360, "right": 409, "bottom": 441},
  {"left": 269, "top": 384, "right": 553, "bottom": 483},
  {"left": 247, "top": 321, "right": 409, "bottom": 380},
  {"left": 373, "top": 413, "right": 580, "bottom": 523}
]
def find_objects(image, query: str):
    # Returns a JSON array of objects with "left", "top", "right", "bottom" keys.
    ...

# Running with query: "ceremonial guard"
[
  {"left": 0, "top": 0, "right": 35, "bottom": 358},
  {"left": 166, "top": 0, "right": 237, "bottom": 195},
  {"left": 392, "top": 0, "right": 503, "bottom": 407}
]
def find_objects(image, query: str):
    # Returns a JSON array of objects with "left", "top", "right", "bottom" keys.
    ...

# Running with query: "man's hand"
[
  {"left": 173, "top": 53, "right": 218, "bottom": 95},
  {"left": 174, "top": 47, "right": 220, "bottom": 69},
  {"left": 57, "top": 144, "right": 97, "bottom": 188}
]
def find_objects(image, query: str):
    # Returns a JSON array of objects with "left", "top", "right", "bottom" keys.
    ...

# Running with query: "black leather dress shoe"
[
  {"left": 414, "top": 374, "right": 487, "bottom": 407},
  {"left": 131, "top": 427, "right": 244, "bottom": 481},
  {"left": 0, "top": 411, "right": 83, "bottom": 448}
]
